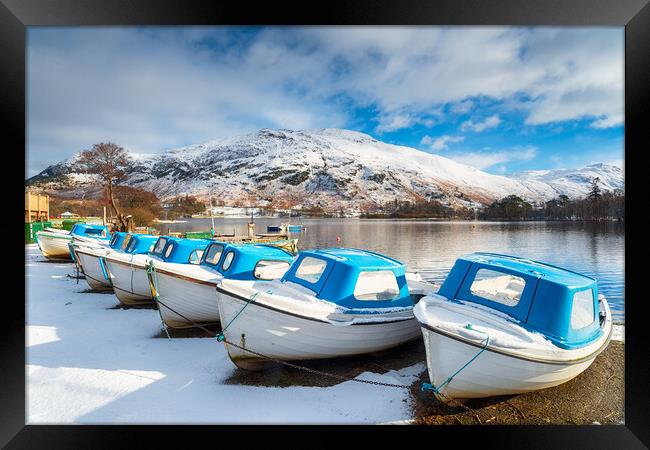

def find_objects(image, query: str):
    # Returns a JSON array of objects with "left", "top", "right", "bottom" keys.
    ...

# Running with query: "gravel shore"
[{"left": 411, "top": 340, "right": 624, "bottom": 425}]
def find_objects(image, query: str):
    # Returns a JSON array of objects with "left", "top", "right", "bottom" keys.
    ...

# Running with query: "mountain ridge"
[{"left": 26, "top": 128, "right": 624, "bottom": 212}]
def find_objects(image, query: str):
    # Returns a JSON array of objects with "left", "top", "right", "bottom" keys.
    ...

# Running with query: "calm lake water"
[{"left": 154, "top": 218, "right": 625, "bottom": 323}]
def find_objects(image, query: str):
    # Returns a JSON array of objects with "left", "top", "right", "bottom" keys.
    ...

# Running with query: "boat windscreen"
[
  {"left": 120, "top": 234, "right": 132, "bottom": 251},
  {"left": 353, "top": 270, "right": 400, "bottom": 301},
  {"left": 203, "top": 244, "right": 224, "bottom": 265},
  {"left": 294, "top": 256, "right": 327, "bottom": 284},
  {"left": 84, "top": 228, "right": 105, "bottom": 236},
  {"left": 469, "top": 269, "right": 525, "bottom": 307},
  {"left": 152, "top": 238, "right": 167, "bottom": 255}
]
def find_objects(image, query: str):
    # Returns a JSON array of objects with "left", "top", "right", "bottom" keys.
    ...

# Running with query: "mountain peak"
[{"left": 26, "top": 128, "right": 623, "bottom": 211}]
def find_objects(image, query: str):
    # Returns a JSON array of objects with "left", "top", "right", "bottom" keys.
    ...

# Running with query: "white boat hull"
[
  {"left": 417, "top": 295, "right": 613, "bottom": 401},
  {"left": 154, "top": 270, "right": 220, "bottom": 328},
  {"left": 420, "top": 325, "right": 598, "bottom": 400},
  {"left": 75, "top": 249, "right": 113, "bottom": 291},
  {"left": 35, "top": 233, "right": 72, "bottom": 260},
  {"left": 103, "top": 257, "right": 155, "bottom": 305},
  {"left": 216, "top": 287, "right": 421, "bottom": 370}
]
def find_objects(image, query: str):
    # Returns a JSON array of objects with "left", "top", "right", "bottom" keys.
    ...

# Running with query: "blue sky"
[{"left": 27, "top": 26, "right": 624, "bottom": 177}]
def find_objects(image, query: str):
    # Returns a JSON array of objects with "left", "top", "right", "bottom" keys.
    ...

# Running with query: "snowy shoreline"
[
  {"left": 25, "top": 245, "right": 421, "bottom": 424},
  {"left": 25, "top": 244, "right": 624, "bottom": 424}
]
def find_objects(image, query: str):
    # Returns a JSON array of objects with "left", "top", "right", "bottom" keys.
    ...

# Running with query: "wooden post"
[
  {"left": 26, "top": 192, "right": 31, "bottom": 223},
  {"left": 103, "top": 206, "right": 106, "bottom": 226}
]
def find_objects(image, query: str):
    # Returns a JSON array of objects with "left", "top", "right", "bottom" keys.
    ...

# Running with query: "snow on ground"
[
  {"left": 25, "top": 244, "right": 422, "bottom": 424},
  {"left": 612, "top": 324, "right": 624, "bottom": 343},
  {"left": 25, "top": 244, "right": 625, "bottom": 423}
]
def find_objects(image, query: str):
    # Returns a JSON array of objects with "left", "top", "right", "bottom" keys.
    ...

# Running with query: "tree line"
[
  {"left": 46, "top": 142, "right": 624, "bottom": 224},
  {"left": 480, "top": 178, "right": 624, "bottom": 221},
  {"left": 361, "top": 178, "right": 624, "bottom": 221}
]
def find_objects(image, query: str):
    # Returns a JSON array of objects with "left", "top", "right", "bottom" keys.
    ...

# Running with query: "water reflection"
[{"left": 154, "top": 219, "right": 625, "bottom": 323}]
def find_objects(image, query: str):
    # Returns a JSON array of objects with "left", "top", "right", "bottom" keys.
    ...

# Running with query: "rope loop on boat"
[
  {"left": 145, "top": 260, "right": 159, "bottom": 299},
  {"left": 145, "top": 260, "right": 173, "bottom": 339},
  {"left": 421, "top": 323, "right": 490, "bottom": 395},
  {"left": 215, "top": 291, "right": 262, "bottom": 342}
]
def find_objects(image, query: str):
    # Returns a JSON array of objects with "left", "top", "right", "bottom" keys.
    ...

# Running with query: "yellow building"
[{"left": 25, "top": 192, "right": 49, "bottom": 222}]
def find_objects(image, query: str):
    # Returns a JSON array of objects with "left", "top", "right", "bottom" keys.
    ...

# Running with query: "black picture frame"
[{"left": 4, "top": 0, "right": 648, "bottom": 447}]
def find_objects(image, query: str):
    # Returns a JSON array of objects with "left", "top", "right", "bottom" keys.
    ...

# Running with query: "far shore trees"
[
  {"left": 78, "top": 142, "right": 132, "bottom": 231},
  {"left": 48, "top": 186, "right": 162, "bottom": 227}
]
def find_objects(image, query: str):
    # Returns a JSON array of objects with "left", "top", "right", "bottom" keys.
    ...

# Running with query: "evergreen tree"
[{"left": 588, "top": 177, "right": 602, "bottom": 201}]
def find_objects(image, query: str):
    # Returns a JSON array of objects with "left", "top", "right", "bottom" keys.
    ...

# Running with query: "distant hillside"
[{"left": 27, "top": 128, "right": 624, "bottom": 212}]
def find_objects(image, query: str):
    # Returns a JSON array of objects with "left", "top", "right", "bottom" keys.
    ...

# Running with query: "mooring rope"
[
  {"left": 215, "top": 291, "right": 263, "bottom": 342},
  {"left": 421, "top": 323, "right": 490, "bottom": 395},
  {"left": 145, "top": 260, "right": 171, "bottom": 339},
  {"left": 148, "top": 285, "right": 411, "bottom": 389},
  {"left": 138, "top": 274, "right": 492, "bottom": 409}
]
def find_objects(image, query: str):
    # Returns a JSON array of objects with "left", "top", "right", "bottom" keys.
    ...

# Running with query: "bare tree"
[{"left": 78, "top": 142, "right": 132, "bottom": 231}]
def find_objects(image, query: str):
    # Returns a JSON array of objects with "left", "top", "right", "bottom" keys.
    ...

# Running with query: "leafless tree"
[{"left": 78, "top": 142, "right": 132, "bottom": 231}]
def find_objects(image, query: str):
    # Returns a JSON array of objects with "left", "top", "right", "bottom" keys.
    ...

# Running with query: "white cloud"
[
  {"left": 421, "top": 135, "right": 464, "bottom": 151},
  {"left": 591, "top": 114, "right": 623, "bottom": 129},
  {"left": 450, "top": 99, "right": 474, "bottom": 115},
  {"left": 460, "top": 115, "right": 501, "bottom": 132},
  {"left": 27, "top": 26, "right": 623, "bottom": 176},
  {"left": 375, "top": 113, "right": 417, "bottom": 133},
  {"left": 450, "top": 146, "right": 538, "bottom": 170}
]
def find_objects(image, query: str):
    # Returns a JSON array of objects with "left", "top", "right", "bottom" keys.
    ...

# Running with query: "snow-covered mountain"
[
  {"left": 26, "top": 128, "right": 623, "bottom": 211},
  {"left": 511, "top": 163, "right": 624, "bottom": 199}
]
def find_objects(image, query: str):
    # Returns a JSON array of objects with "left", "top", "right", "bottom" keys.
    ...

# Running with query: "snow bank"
[{"left": 26, "top": 245, "right": 422, "bottom": 424}]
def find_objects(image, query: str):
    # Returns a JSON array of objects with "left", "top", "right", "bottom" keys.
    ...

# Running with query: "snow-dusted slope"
[
  {"left": 26, "top": 128, "right": 623, "bottom": 211},
  {"left": 511, "top": 163, "right": 624, "bottom": 199}
]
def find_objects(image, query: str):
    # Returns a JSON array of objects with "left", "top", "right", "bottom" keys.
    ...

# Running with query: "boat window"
[
  {"left": 121, "top": 234, "right": 132, "bottom": 251},
  {"left": 222, "top": 251, "right": 235, "bottom": 271},
  {"left": 571, "top": 288, "right": 595, "bottom": 329},
  {"left": 109, "top": 233, "right": 119, "bottom": 247},
  {"left": 294, "top": 257, "right": 327, "bottom": 284},
  {"left": 470, "top": 268, "right": 525, "bottom": 307},
  {"left": 204, "top": 244, "right": 224, "bottom": 265},
  {"left": 254, "top": 260, "right": 291, "bottom": 280},
  {"left": 354, "top": 270, "right": 400, "bottom": 301},
  {"left": 164, "top": 243, "right": 175, "bottom": 259},
  {"left": 188, "top": 249, "right": 204, "bottom": 265},
  {"left": 153, "top": 238, "right": 167, "bottom": 255},
  {"left": 83, "top": 228, "right": 104, "bottom": 236},
  {"left": 126, "top": 238, "right": 138, "bottom": 253}
]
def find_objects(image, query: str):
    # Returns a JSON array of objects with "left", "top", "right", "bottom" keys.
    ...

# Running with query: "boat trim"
[
  {"left": 105, "top": 258, "right": 147, "bottom": 270},
  {"left": 153, "top": 267, "right": 217, "bottom": 287},
  {"left": 36, "top": 233, "right": 72, "bottom": 240},
  {"left": 216, "top": 285, "right": 414, "bottom": 326},
  {"left": 419, "top": 321, "right": 612, "bottom": 366},
  {"left": 75, "top": 249, "right": 105, "bottom": 258},
  {"left": 112, "top": 284, "right": 153, "bottom": 299}
]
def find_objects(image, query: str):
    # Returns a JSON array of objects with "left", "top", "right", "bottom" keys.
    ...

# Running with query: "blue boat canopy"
[
  {"left": 123, "top": 234, "right": 159, "bottom": 254},
  {"left": 151, "top": 236, "right": 212, "bottom": 264},
  {"left": 70, "top": 223, "right": 111, "bottom": 240},
  {"left": 201, "top": 242, "right": 295, "bottom": 280},
  {"left": 437, "top": 252, "right": 602, "bottom": 349},
  {"left": 109, "top": 232, "right": 128, "bottom": 249},
  {"left": 281, "top": 248, "right": 412, "bottom": 310}
]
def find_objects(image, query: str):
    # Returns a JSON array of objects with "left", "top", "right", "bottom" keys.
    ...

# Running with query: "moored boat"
[
  {"left": 414, "top": 252, "right": 613, "bottom": 402},
  {"left": 73, "top": 232, "right": 130, "bottom": 291},
  {"left": 35, "top": 223, "right": 110, "bottom": 260},
  {"left": 148, "top": 242, "right": 294, "bottom": 329},
  {"left": 215, "top": 248, "right": 438, "bottom": 370},
  {"left": 102, "top": 234, "right": 161, "bottom": 305}
]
